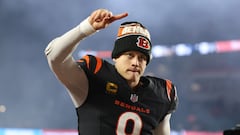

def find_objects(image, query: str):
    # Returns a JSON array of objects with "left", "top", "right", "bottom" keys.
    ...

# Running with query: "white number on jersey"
[{"left": 116, "top": 112, "right": 143, "bottom": 135}]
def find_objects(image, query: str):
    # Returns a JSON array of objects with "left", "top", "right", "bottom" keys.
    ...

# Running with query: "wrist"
[{"left": 79, "top": 17, "right": 97, "bottom": 37}]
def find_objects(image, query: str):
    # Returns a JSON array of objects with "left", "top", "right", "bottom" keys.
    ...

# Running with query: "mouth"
[{"left": 127, "top": 69, "right": 140, "bottom": 74}]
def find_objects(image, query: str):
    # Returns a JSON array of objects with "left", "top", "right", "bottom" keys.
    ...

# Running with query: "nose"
[{"left": 131, "top": 56, "right": 140, "bottom": 66}]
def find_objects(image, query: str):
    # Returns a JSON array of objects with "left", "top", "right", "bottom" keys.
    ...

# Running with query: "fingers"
[
  {"left": 91, "top": 9, "right": 113, "bottom": 23},
  {"left": 89, "top": 9, "right": 128, "bottom": 30},
  {"left": 108, "top": 12, "right": 128, "bottom": 23}
]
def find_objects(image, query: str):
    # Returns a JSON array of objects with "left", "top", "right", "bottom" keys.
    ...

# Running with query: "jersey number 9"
[{"left": 116, "top": 112, "right": 143, "bottom": 135}]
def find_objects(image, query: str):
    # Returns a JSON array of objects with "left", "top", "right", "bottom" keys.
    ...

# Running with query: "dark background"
[{"left": 0, "top": 0, "right": 240, "bottom": 132}]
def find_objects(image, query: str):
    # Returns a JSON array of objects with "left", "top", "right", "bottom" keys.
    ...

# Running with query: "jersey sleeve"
[
  {"left": 165, "top": 79, "right": 178, "bottom": 113},
  {"left": 77, "top": 55, "right": 103, "bottom": 75}
]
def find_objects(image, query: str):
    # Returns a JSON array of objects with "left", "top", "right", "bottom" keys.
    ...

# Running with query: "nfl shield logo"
[{"left": 130, "top": 94, "right": 138, "bottom": 103}]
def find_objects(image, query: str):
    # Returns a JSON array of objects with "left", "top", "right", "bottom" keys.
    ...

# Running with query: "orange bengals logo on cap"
[
  {"left": 136, "top": 36, "right": 151, "bottom": 50},
  {"left": 117, "top": 24, "right": 151, "bottom": 40}
]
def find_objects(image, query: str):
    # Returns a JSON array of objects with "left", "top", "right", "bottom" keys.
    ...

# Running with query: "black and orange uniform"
[{"left": 76, "top": 55, "right": 178, "bottom": 135}]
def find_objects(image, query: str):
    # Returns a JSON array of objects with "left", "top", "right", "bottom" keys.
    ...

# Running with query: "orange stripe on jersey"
[
  {"left": 82, "top": 55, "right": 90, "bottom": 69},
  {"left": 166, "top": 79, "right": 172, "bottom": 101},
  {"left": 94, "top": 57, "right": 102, "bottom": 74}
]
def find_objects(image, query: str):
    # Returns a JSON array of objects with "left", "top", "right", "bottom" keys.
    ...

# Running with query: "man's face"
[{"left": 113, "top": 51, "right": 147, "bottom": 85}]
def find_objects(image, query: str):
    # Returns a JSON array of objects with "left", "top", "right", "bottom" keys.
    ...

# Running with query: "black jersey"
[{"left": 76, "top": 55, "right": 178, "bottom": 135}]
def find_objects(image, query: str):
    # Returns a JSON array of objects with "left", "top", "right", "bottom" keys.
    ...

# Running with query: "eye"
[
  {"left": 125, "top": 52, "right": 134, "bottom": 58},
  {"left": 139, "top": 54, "right": 147, "bottom": 62}
]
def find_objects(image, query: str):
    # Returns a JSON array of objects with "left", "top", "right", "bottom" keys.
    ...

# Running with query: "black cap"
[{"left": 111, "top": 22, "right": 152, "bottom": 64}]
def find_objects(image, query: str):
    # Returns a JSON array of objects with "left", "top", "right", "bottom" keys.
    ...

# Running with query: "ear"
[{"left": 112, "top": 58, "right": 117, "bottom": 62}]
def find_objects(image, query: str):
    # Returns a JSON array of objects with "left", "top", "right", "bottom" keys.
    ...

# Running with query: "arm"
[
  {"left": 153, "top": 113, "right": 172, "bottom": 135},
  {"left": 44, "top": 17, "right": 94, "bottom": 107},
  {"left": 44, "top": 9, "right": 128, "bottom": 107}
]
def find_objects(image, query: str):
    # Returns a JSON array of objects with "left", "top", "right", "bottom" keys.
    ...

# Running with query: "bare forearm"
[{"left": 154, "top": 114, "right": 171, "bottom": 135}]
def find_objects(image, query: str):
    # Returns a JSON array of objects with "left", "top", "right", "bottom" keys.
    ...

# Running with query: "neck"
[
  {"left": 128, "top": 81, "right": 138, "bottom": 89},
  {"left": 128, "top": 80, "right": 143, "bottom": 90}
]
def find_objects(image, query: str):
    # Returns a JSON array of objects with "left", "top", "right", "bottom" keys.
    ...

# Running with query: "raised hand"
[{"left": 88, "top": 9, "right": 128, "bottom": 30}]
